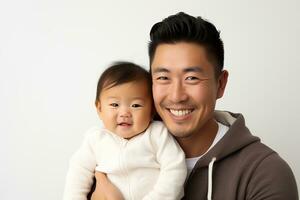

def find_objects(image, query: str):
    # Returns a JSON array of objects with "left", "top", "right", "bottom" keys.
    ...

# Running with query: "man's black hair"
[{"left": 148, "top": 12, "right": 224, "bottom": 76}]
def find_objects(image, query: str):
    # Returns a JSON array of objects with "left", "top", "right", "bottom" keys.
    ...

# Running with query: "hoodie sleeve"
[
  {"left": 246, "top": 152, "right": 298, "bottom": 200},
  {"left": 142, "top": 122, "right": 187, "bottom": 200},
  {"left": 63, "top": 131, "right": 98, "bottom": 200}
]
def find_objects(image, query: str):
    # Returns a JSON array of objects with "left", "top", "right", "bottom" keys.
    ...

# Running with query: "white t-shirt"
[{"left": 186, "top": 122, "right": 229, "bottom": 176}]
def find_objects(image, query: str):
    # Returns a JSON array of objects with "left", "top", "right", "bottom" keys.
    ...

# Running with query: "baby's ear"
[
  {"left": 95, "top": 101, "right": 104, "bottom": 120},
  {"left": 95, "top": 101, "right": 101, "bottom": 114}
]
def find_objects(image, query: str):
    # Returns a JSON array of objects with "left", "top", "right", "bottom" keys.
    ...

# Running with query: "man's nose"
[{"left": 169, "top": 80, "right": 188, "bottom": 103}]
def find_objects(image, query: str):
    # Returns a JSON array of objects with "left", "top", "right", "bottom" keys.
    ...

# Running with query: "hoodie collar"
[{"left": 193, "top": 111, "right": 260, "bottom": 168}]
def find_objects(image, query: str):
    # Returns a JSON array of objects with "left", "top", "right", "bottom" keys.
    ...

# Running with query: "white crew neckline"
[{"left": 186, "top": 121, "right": 229, "bottom": 177}]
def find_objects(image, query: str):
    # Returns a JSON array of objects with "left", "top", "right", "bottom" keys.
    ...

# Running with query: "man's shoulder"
[
  {"left": 240, "top": 140, "right": 275, "bottom": 161},
  {"left": 235, "top": 140, "right": 289, "bottom": 172},
  {"left": 244, "top": 142, "right": 299, "bottom": 199}
]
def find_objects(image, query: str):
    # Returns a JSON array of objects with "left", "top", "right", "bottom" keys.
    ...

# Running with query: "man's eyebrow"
[
  {"left": 152, "top": 67, "right": 170, "bottom": 73},
  {"left": 183, "top": 66, "right": 204, "bottom": 73},
  {"left": 152, "top": 66, "right": 204, "bottom": 74}
]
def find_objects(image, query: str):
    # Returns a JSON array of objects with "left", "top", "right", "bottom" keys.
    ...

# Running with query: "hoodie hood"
[
  {"left": 194, "top": 111, "right": 260, "bottom": 168},
  {"left": 183, "top": 111, "right": 298, "bottom": 200}
]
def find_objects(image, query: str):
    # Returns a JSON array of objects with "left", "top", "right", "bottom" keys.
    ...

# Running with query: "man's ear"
[{"left": 216, "top": 70, "right": 229, "bottom": 99}]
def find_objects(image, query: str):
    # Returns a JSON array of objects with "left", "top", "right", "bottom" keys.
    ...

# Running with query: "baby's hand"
[
  {"left": 91, "top": 182, "right": 107, "bottom": 200},
  {"left": 92, "top": 171, "right": 124, "bottom": 200}
]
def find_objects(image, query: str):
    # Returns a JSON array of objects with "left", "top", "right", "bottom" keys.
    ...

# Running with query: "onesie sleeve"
[
  {"left": 143, "top": 121, "right": 187, "bottom": 200},
  {"left": 63, "top": 129, "right": 98, "bottom": 200}
]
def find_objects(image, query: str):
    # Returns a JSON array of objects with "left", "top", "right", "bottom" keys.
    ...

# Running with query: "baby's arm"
[
  {"left": 143, "top": 122, "right": 187, "bottom": 200},
  {"left": 91, "top": 172, "right": 124, "bottom": 200},
  {"left": 63, "top": 131, "right": 97, "bottom": 200}
]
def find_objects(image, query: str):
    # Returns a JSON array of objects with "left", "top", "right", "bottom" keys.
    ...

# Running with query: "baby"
[{"left": 63, "top": 62, "right": 187, "bottom": 200}]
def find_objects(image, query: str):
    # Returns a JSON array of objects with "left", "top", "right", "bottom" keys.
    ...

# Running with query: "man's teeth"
[{"left": 170, "top": 109, "right": 192, "bottom": 117}]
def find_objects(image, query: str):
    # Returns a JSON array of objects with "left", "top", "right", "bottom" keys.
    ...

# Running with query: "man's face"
[{"left": 151, "top": 42, "right": 227, "bottom": 139}]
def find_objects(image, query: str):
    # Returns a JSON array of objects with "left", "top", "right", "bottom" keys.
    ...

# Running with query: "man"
[
  {"left": 149, "top": 12, "right": 298, "bottom": 199},
  {"left": 89, "top": 12, "right": 298, "bottom": 199}
]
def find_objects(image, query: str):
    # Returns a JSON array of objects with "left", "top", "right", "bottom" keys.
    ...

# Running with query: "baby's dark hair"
[{"left": 95, "top": 61, "right": 152, "bottom": 105}]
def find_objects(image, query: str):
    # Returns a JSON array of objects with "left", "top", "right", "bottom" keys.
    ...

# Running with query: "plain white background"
[{"left": 0, "top": 0, "right": 299, "bottom": 199}]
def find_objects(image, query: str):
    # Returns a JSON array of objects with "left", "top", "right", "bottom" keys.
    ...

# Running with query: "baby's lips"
[{"left": 118, "top": 122, "right": 132, "bottom": 126}]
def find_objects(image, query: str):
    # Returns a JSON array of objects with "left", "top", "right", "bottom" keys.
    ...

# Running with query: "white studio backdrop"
[{"left": 0, "top": 0, "right": 299, "bottom": 199}]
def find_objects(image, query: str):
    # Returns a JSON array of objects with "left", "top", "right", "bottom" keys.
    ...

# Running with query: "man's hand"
[{"left": 91, "top": 171, "right": 124, "bottom": 200}]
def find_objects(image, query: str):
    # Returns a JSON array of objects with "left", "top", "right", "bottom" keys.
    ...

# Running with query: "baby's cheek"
[{"left": 136, "top": 115, "right": 150, "bottom": 132}]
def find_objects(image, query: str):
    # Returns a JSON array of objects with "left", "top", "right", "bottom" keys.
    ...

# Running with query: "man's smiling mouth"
[{"left": 168, "top": 109, "right": 194, "bottom": 117}]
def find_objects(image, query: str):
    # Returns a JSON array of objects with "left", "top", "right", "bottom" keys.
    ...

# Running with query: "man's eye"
[
  {"left": 132, "top": 104, "right": 142, "bottom": 108},
  {"left": 186, "top": 76, "right": 199, "bottom": 81},
  {"left": 110, "top": 103, "right": 119, "bottom": 107},
  {"left": 157, "top": 76, "right": 168, "bottom": 80}
]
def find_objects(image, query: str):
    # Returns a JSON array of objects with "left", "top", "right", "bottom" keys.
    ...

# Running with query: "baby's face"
[{"left": 96, "top": 80, "right": 152, "bottom": 139}]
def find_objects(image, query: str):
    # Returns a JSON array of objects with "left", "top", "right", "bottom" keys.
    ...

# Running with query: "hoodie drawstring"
[{"left": 207, "top": 157, "right": 216, "bottom": 200}]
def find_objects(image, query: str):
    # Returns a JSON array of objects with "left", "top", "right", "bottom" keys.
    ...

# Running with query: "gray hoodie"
[{"left": 183, "top": 111, "right": 298, "bottom": 200}]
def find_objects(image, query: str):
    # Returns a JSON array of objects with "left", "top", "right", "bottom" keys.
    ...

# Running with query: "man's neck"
[{"left": 176, "top": 118, "right": 218, "bottom": 158}]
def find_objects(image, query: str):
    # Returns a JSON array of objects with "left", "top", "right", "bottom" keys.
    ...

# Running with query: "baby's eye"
[
  {"left": 132, "top": 104, "right": 142, "bottom": 108},
  {"left": 110, "top": 103, "right": 119, "bottom": 107}
]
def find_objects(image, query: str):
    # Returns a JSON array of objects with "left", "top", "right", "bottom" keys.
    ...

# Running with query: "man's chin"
[{"left": 166, "top": 126, "right": 193, "bottom": 138}]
